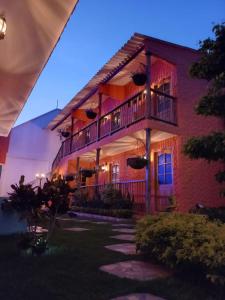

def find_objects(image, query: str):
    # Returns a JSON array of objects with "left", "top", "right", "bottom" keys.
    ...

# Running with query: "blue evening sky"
[{"left": 15, "top": 0, "right": 225, "bottom": 125}]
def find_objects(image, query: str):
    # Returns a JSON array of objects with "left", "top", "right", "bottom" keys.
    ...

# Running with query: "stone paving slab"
[
  {"left": 100, "top": 260, "right": 171, "bottom": 281},
  {"left": 56, "top": 217, "right": 76, "bottom": 221},
  {"left": 112, "top": 228, "right": 136, "bottom": 234},
  {"left": 112, "top": 224, "right": 135, "bottom": 228},
  {"left": 111, "top": 234, "right": 135, "bottom": 241},
  {"left": 111, "top": 293, "right": 166, "bottom": 300},
  {"left": 92, "top": 221, "right": 108, "bottom": 224},
  {"left": 105, "top": 243, "right": 136, "bottom": 255},
  {"left": 64, "top": 227, "right": 90, "bottom": 232}
]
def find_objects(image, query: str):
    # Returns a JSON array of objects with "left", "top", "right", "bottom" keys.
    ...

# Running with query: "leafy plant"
[
  {"left": 9, "top": 175, "right": 72, "bottom": 254},
  {"left": 136, "top": 213, "right": 225, "bottom": 284},
  {"left": 183, "top": 23, "right": 225, "bottom": 196},
  {"left": 191, "top": 206, "right": 225, "bottom": 223}
]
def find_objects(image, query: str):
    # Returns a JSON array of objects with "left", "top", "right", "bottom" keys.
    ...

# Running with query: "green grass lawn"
[{"left": 0, "top": 218, "right": 224, "bottom": 300}]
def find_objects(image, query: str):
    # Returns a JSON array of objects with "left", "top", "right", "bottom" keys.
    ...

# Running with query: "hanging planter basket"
[
  {"left": 127, "top": 157, "right": 148, "bottom": 169},
  {"left": 61, "top": 131, "right": 70, "bottom": 138},
  {"left": 132, "top": 73, "right": 147, "bottom": 86},
  {"left": 64, "top": 174, "right": 75, "bottom": 182},
  {"left": 85, "top": 109, "right": 97, "bottom": 119},
  {"left": 80, "top": 168, "right": 96, "bottom": 178}
]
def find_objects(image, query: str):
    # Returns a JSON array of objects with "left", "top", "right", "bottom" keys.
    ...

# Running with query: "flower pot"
[
  {"left": 132, "top": 73, "right": 147, "bottom": 86},
  {"left": 65, "top": 174, "right": 75, "bottom": 181},
  {"left": 80, "top": 169, "right": 96, "bottom": 178},
  {"left": 61, "top": 131, "right": 70, "bottom": 138},
  {"left": 86, "top": 109, "right": 97, "bottom": 119},
  {"left": 127, "top": 157, "right": 148, "bottom": 169}
]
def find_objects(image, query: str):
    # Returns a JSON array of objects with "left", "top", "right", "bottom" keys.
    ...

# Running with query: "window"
[
  {"left": 112, "top": 164, "right": 120, "bottom": 182},
  {"left": 157, "top": 153, "right": 172, "bottom": 184}
]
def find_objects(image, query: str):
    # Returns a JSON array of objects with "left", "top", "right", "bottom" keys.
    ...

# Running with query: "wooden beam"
[{"left": 145, "top": 128, "right": 151, "bottom": 214}]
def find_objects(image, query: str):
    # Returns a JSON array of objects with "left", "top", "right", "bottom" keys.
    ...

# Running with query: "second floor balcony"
[{"left": 52, "top": 88, "right": 177, "bottom": 170}]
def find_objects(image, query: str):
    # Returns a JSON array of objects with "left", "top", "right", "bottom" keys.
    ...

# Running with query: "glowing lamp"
[{"left": 0, "top": 16, "right": 6, "bottom": 40}]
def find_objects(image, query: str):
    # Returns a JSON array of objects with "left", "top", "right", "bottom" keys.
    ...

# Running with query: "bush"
[
  {"left": 73, "top": 185, "right": 134, "bottom": 210},
  {"left": 101, "top": 184, "right": 134, "bottom": 209},
  {"left": 191, "top": 206, "right": 225, "bottom": 223},
  {"left": 72, "top": 206, "right": 133, "bottom": 218},
  {"left": 136, "top": 213, "right": 225, "bottom": 284}
]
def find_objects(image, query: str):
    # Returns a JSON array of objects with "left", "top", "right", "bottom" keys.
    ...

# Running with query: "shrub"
[
  {"left": 73, "top": 185, "right": 134, "bottom": 210},
  {"left": 101, "top": 184, "right": 134, "bottom": 209},
  {"left": 191, "top": 206, "right": 225, "bottom": 223},
  {"left": 136, "top": 213, "right": 225, "bottom": 284}
]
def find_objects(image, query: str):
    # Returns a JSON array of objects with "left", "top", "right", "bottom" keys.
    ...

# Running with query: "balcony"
[{"left": 52, "top": 88, "right": 177, "bottom": 170}]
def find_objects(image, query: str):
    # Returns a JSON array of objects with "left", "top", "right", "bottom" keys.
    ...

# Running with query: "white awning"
[{"left": 0, "top": 0, "right": 79, "bottom": 136}]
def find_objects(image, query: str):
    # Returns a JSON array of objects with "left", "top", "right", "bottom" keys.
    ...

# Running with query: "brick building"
[{"left": 49, "top": 33, "right": 224, "bottom": 214}]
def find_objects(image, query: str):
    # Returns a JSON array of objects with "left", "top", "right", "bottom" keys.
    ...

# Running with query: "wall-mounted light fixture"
[
  {"left": 100, "top": 163, "right": 108, "bottom": 172},
  {"left": 0, "top": 15, "right": 7, "bottom": 40}
]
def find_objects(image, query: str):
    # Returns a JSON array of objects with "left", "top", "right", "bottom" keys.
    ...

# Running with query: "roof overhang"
[
  {"left": 49, "top": 33, "right": 198, "bottom": 131},
  {"left": 0, "top": 0, "right": 79, "bottom": 136}
]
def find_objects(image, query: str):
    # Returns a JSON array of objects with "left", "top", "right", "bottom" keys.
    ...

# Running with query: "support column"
[
  {"left": 95, "top": 148, "right": 101, "bottom": 186},
  {"left": 76, "top": 156, "right": 80, "bottom": 187},
  {"left": 97, "top": 92, "right": 102, "bottom": 140},
  {"left": 95, "top": 148, "right": 101, "bottom": 195},
  {"left": 145, "top": 50, "right": 151, "bottom": 119},
  {"left": 145, "top": 128, "right": 151, "bottom": 214}
]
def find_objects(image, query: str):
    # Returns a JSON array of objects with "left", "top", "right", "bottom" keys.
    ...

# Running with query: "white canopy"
[{"left": 0, "top": 0, "right": 79, "bottom": 136}]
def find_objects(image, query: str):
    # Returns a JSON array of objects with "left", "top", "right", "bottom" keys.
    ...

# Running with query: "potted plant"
[
  {"left": 131, "top": 63, "right": 147, "bottom": 86},
  {"left": 166, "top": 196, "right": 177, "bottom": 212},
  {"left": 64, "top": 174, "right": 75, "bottom": 181},
  {"left": 61, "top": 131, "right": 70, "bottom": 138},
  {"left": 80, "top": 168, "right": 96, "bottom": 178},
  {"left": 85, "top": 109, "right": 97, "bottom": 119},
  {"left": 31, "top": 234, "right": 48, "bottom": 255},
  {"left": 127, "top": 157, "right": 148, "bottom": 169}
]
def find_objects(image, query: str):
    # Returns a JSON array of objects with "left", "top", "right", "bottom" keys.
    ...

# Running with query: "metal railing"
[
  {"left": 78, "top": 180, "right": 146, "bottom": 214},
  {"left": 52, "top": 89, "right": 177, "bottom": 170},
  {"left": 73, "top": 180, "right": 172, "bottom": 214}
]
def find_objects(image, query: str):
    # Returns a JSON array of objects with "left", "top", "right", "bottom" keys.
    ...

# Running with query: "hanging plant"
[
  {"left": 80, "top": 168, "right": 96, "bottom": 178},
  {"left": 85, "top": 109, "right": 97, "bottom": 119},
  {"left": 131, "top": 63, "right": 147, "bottom": 86},
  {"left": 61, "top": 131, "right": 70, "bottom": 138},
  {"left": 127, "top": 157, "right": 148, "bottom": 169},
  {"left": 64, "top": 174, "right": 75, "bottom": 182}
]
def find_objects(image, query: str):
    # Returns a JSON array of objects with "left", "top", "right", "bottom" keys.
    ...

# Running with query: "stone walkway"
[
  {"left": 112, "top": 228, "right": 136, "bottom": 234},
  {"left": 100, "top": 260, "right": 170, "bottom": 281},
  {"left": 105, "top": 243, "right": 136, "bottom": 255},
  {"left": 111, "top": 234, "right": 135, "bottom": 241},
  {"left": 59, "top": 215, "right": 168, "bottom": 299},
  {"left": 64, "top": 227, "right": 90, "bottom": 232},
  {"left": 111, "top": 293, "right": 166, "bottom": 300}
]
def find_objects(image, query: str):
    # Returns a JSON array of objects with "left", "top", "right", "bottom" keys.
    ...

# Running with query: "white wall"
[{"left": 0, "top": 110, "right": 61, "bottom": 196}]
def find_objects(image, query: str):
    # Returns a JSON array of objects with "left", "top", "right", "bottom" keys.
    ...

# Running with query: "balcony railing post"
[
  {"left": 145, "top": 50, "right": 152, "bottom": 119},
  {"left": 70, "top": 116, "right": 74, "bottom": 153},
  {"left": 97, "top": 92, "right": 102, "bottom": 140}
]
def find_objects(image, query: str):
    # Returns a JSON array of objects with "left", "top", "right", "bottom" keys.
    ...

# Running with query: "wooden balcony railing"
[{"left": 52, "top": 89, "right": 177, "bottom": 170}]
